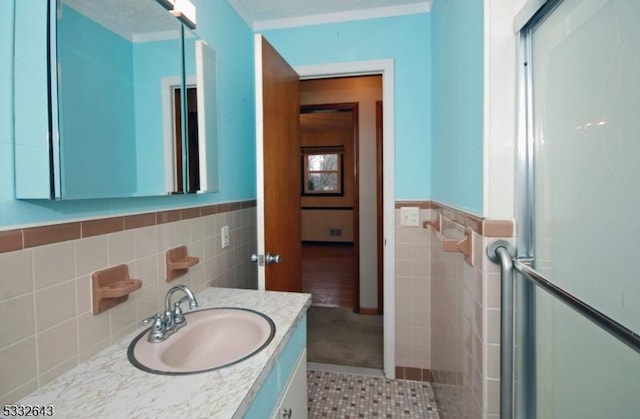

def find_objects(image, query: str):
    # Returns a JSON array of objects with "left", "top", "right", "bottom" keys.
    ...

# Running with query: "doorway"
[
  {"left": 298, "top": 77, "right": 384, "bottom": 370},
  {"left": 299, "top": 102, "right": 358, "bottom": 311},
  {"left": 299, "top": 77, "right": 383, "bottom": 314},
  {"left": 255, "top": 34, "right": 397, "bottom": 377}
]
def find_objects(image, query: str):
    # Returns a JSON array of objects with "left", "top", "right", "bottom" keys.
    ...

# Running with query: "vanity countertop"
[{"left": 18, "top": 287, "right": 311, "bottom": 419}]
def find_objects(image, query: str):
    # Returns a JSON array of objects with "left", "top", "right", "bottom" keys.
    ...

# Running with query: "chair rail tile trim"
[{"left": 0, "top": 200, "right": 257, "bottom": 254}]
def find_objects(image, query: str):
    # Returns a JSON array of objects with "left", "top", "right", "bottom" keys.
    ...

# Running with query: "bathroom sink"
[{"left": 127, "top": 307, "right": 276, "bottom": 375}]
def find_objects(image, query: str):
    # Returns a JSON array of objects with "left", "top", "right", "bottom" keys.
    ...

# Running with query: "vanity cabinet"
[
  {"left": 244, "top": 315, "right": 308, "bottom": 419},
  {"left": 272, "top": 349, "right": 308, "bottom": 419}
]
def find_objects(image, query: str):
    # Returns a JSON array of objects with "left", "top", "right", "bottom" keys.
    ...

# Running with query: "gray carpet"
[{"left": 307, "top": 306, "right": 383, "bottom": 369}]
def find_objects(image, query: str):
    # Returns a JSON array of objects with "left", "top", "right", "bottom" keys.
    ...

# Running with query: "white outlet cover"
[
  {"left": 400, "top": 207, "right": 420, "bottom": 227},
  {"left": 221, "top": 225, "right": 230, "bottom": 248}
]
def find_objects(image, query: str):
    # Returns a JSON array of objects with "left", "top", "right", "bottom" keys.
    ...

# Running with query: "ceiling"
[
  {"left": 228, "top": 0, "right": 433, "bottom": 31},
  {"left": 64, "top": 0, "right": 433, "bottom": 37},
  {"left": 64, "top": 0, "right": 182, "bottom": 41}
]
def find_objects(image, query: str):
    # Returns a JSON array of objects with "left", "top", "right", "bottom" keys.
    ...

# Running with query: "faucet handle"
[
  {"left": 162, "top": 309, "right": 177, "bottom": 337},
  {"left": 142, "top": 314, "right": 166, "bottom": 343},
  {"left": 142, "top": 313, "right": 161, "bottom": 326},
  {"left": 173, "top": 303, "right": 186, "bottom": 328}
]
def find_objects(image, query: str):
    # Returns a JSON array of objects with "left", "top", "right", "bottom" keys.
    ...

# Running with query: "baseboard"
[
  {"left": 396, "top": 366, "right": 433, "bottom": 382},
  {"left": 307, "top": 362, "right": 385, "bottom": 378},
  {"left": 358, "top": 307, "right": 381, "bottom": 315}
]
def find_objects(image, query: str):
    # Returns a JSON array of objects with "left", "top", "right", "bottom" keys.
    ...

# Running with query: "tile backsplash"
[
  {"left": 430, "top": 203, "right": 513, "bottom": 419},
  {"left": 0, "top": 202, "right": 257, "bottom": 405},
  {"left": 1, "top": 197, "right": 514, "bottom": 415}
]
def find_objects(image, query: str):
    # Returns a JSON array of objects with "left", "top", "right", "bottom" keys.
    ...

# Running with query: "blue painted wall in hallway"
[
  {"left": 262, "top": 14, "right": 432, "bottom": 200},
  {"left": 431, "top": 0, "right": 484, "bottom": 214},
  {"left": 0, "top": 1, "right": 15, "bottom": 222},
  {"left": 0, "top": 0, "right": 255, "bottom": 228}
]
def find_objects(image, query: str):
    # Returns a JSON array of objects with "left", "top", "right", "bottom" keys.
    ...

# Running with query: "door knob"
[
  {"left": 265, "top": 253, "right": 281, "bottom": 264},
  {"left": 251, "top": 253, "right": 280, "bottom": 265},
  {"left": 250, "top": 253, "right": 264, "bottom": 266}
]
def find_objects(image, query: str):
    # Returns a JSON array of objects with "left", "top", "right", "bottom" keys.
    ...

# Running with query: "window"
[{"left": 302, "top": 147, "right": 344, "bottom": 195}]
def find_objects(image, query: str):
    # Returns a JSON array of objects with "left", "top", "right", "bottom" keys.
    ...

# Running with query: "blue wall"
[
  {"left": 0, "top": 1, "right": 14, "bottom": 223},
  {"left": 0, "top": 0, "right": 256, "bottom": 228},
  {"left": 194, "top": 0, "right": 256, "bottom": 199},
  {"left": 132, "top": 35, "right": 183, "bottom": 195},
  {"left": 262, "top": 14, "right": 432, "bottom": 200},
  {"left": 431, "top": 0, "right": 484, "bottom": 214},
  {"left": 59, "top": 5, "right": 137, "bottom": 198},
  {"left": 1, "top": 0, "right": 486, "bottom": 228}
]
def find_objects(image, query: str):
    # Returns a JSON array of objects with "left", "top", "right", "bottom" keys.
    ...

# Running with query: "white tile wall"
[
  {"left": 395, "top": 207, "right": 432, "bottom": 370},
  {"left": 0, "top": 207, "right": 257, "bottom": 405}
]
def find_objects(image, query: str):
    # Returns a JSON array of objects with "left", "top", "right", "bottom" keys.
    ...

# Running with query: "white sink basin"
[{"left": 128, "top": 307, "right": 276, "bottom": 375}]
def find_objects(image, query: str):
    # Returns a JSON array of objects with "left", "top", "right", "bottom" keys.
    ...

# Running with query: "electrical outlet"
[
  {"left": 221, "top": 225, "right": 230, "bottom": 248},
  {"left": 400, "top": 207, "right": 420, "bottom": 227}
]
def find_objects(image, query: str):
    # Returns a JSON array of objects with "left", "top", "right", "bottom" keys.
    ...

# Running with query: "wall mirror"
[{"left": 13, "top": 0, "right": 218, "bottom": 199}]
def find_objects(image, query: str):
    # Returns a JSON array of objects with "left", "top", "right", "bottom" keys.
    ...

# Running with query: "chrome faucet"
[
  {"left": 142, "top": 285, "right": 199, "bottom": 343},
  {"left": 165, "top": 285, "right": 199, "bottom": 329}
]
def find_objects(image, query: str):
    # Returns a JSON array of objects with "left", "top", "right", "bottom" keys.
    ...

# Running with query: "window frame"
[{"left": 301, "top": 146, "right": 344, "bottom": 196}]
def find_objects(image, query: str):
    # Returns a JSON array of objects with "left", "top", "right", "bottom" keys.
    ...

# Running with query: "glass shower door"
[{"left": 516, "top": 0, "right": 640, "bottom": 417}]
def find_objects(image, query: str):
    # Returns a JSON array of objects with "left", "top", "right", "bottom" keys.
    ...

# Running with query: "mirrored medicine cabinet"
[{"left": 14, "top": 0, "right": 218, "bottom": 200}]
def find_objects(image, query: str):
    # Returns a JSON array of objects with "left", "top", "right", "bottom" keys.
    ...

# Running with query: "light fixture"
[
  {"left": 154, "top": 0, "right": 175, "bottom": 11},
  {"left": 171, "top": 0, "right": 196, "bottom": 29}
]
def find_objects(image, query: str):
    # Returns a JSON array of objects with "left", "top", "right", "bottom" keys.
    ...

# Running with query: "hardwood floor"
[{"left": 302, "top": 243, "right": 355, "bottom": 308}]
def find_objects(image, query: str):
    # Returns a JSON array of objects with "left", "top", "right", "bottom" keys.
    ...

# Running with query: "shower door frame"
[{"left": 513, "top": 0, "right": 565, "bottom": 417}]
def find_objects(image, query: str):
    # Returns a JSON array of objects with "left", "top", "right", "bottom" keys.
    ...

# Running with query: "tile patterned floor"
[{"left": 307, "top": 370, "right": 441, "bottom": 418}]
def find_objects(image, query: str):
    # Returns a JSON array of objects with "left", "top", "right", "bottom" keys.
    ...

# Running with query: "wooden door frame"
[
  {"left": 300, "top": 102, "right": 360, "bottom": 312},
  {"left": 295, "top": 60, "right": 396, "bottom": 379}
]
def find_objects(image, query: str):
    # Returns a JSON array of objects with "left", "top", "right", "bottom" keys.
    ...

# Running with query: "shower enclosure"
[{"left": 492, "top": 0, "right": 640, "bottom": 417}]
